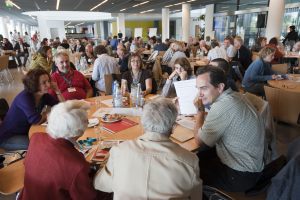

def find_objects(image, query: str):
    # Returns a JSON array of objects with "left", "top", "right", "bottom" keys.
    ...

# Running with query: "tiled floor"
[{"left": 1, "top": 68, "right": 299, "bottom": 200}]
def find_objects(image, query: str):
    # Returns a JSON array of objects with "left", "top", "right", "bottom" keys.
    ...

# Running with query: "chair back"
[
  {"left": 0, "top": 159, "right": 25, "bottom": 195},
  {"left": 104, "top": 74, "right": 121, "bottom": 95},
  {"left": 264, "top": 85, "right": 300, "bottom": 126},
  {"left": 244, "top": 92, "right": 276, "bottom": 163},
  {"left": 0, "top": 55, "right": 9, "bottom": 71},
  {"left": 158, "top": 51, "right": 166, "bottom": 57},
  {"left": 272, "top": 63, "right": 288, "bottom": 74},
  {"left": 252, "top": 51, "right": 259, "bottom": 61}
]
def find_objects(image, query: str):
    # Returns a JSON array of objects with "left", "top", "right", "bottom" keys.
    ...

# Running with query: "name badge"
[{"left": 68, "top": 87, "right": 76, "bottom": 93}]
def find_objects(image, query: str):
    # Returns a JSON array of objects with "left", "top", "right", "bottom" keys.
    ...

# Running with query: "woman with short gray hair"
[
  {"left": 95, "top": 97, "right": 202, "bottom": 199},
  {"left": 19, "top": 100, "right": 104, "bottom": 200}
]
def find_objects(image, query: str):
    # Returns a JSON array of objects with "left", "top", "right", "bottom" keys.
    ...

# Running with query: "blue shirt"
[
  {"left": 242, "top": 58, "right": 275, "bottom": 88},
  {"left": 0, "top": 90, "right": 58, "bottom": 141},
  {"left": 110, "top": 39, "right": 118, "bottom": 50}
]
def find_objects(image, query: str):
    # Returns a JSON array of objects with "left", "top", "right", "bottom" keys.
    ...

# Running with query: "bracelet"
[{"left": 55, "top": 91, "right": 61, "bottom": 95}]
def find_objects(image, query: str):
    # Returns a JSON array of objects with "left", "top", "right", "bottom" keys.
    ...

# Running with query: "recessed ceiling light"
[
  {"left": 90, "top": 0, "right": 108, "bottom": 11},
  {"left": 140, "top": 9, "right": 154, "bottom": 14}
]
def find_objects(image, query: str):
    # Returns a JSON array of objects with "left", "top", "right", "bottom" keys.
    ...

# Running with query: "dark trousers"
[
  {"left": 16, "top": 52, "right": 29, "bottom": 67},
  {"left": 197, "top": 147, "right": 261, "bottom": 192},
  {"left": 244, "top": 83, "right": 265, "bottom": 97}
]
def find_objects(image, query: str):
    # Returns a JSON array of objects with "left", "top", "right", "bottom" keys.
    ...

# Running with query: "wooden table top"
[
  {"left": 29, "top": 95, "right": 199, "bottom": 153},
  {"left": 268, "top": 74, "right": 300, "bottom": 93}
]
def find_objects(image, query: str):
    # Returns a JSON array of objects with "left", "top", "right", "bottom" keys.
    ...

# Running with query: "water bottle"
[
  {"left": 113, "top": 81, "right": 123, "bottom": 107},
  {"left": 135, "top": 83, "right": 142, "bottom": 107},
  {"left": 80, "top": 56, "right": 87, "bottom": 71},
  {"left": 130, "top": 83, "right": 137, "bottom": 107}
]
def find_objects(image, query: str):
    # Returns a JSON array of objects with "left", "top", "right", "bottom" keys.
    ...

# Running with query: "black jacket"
[
  {"left": 283, "top": 30, "right": 299, "bottom": 44},
  {"left": 14, "top": 42, "right": 30, "bottom": 54}
]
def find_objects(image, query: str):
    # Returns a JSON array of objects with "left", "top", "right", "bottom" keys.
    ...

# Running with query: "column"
[
  {"left": 37, "top": 16, "right": 66, "bottom": 39},
  {"left": 182, "top": 3, "right": 191, "bottom": 43},
  {"left": 94, "top": 22, "right": 101, "bottom": 39},
  {"left": 162, "top": 8, "right": 170, "bottom": 42},
  {"left": 100, "top": 21, "right": 105, "bottom": 40},
  {"left": 0, "top": 17, "right": 9, "bottom": 38},
  {"left": 17, "top": 23, "right": 22, "bottom": 35},
  {"left": 205, "top": 4, "right": 214, "bottom": 39},
  {"left": 117, "top": 13, "right": 125, "bottom": 38},
  {"left": 265, "top": 0, "right": 285, "bottom": 40}
]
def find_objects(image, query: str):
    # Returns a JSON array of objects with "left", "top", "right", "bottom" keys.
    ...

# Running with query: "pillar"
[
  {"left": 205, "top": 4, "right": 214, "bottom": 39},
  {"left": 0, "top": 17, "right": 9, "bottom": 38},
  {"left": 265, "top": 0, "right": 285, "bottom": 41},
  {"left": 162, "top": 8, "right": 170, "bottom": 42},
  {"left": 117, "top": 13, "right": 125, "bottom": 38},
  {"left": 182, "top": 3, "right": 191, "bottom": 43}
]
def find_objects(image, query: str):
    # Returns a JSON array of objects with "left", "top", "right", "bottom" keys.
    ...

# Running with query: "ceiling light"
[
  {"left": 186, "top": 0, "right": 196, "bottom": 2},
  {"left": 174, "top": 2, "right": 185, "bottom": 6},
  {"left": 5, "top": 0, "right": 21, "bottom": 9},
  {"left": 132, "top": 1, "right": 149, "bottom": 7},
  {"left": 90, "top": 0, "right": 108, "bottom": 11},
  {"left": 172, "top": 9, "right": 181, "bottom": 12},
  {"left": 75, "top": 22, "right": 84, "bottom": 26},
  {"left": 56, "top": 0, "right": 60, "bottom": 10},
  {"left": 165, "top": 5, "right": 173, "bottom": 8},
  {"left": 120, "top": 8, "right": 126, "bottom": 11},
  {"left": 65, "top": 22, "right": 71, "bottom": 26},
  {"left": 140, "top": 9, "right": 154, "bottom": 14}
]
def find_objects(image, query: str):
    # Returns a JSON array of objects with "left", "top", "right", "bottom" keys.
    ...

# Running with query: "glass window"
[
  {"left": 238, "top": 0, "right": 268, "bottom": 10},
  {"left": 281, "top": 7, "right": 300, "bottom": 40}
]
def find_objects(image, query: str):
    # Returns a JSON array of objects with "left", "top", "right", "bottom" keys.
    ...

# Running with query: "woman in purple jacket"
[{"left": 0, "top": 67, "right": 63, "bottom": 150}]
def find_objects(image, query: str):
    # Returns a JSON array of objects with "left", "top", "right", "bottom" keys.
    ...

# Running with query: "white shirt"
[
  {"left": 92, "top": 54, "right": 120, "bottom": 92},
  {"left": 221, "top": 44, "right": 237, "bottom": 58}
]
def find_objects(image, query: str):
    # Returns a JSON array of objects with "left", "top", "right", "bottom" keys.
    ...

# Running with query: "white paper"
[
  {"left": 174, "top": 79, "right": 198, "bottom": 115},
  {"left": 176, "top": 117, "right": 195, "bottom": 130},
  {"left": 92, "top": 107, "right": 143, "bottom": 118}
]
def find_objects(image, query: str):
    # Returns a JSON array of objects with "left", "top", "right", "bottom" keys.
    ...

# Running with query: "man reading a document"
[{"left": 193, "top": 66, "right": 265, "bottom": 192}]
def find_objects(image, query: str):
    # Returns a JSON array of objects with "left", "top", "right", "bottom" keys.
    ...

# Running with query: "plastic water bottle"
[
  {"left": 135, "top": 83, "right": 142, "bottom": 107},
  {"left": 80, "top": 56, "right": 87, "bottom": 71},
  {"left": 130, "top": 83, "right": 137, "bottom": 107},
  {"left": 113, "top": 81, "right": 123, "bottom": 107}
]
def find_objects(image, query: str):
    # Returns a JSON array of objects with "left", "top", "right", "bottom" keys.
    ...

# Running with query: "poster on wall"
[
  {"left": 134, "top": 28, "right": 143, "bottom": 38},
  {"left": 148, "top": 28, "right": 157, "bottom": 37}
]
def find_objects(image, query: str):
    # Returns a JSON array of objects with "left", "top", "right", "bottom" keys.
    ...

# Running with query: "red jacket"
[{"left": 18, "top": 133, "right": 100, "bottom": 200}]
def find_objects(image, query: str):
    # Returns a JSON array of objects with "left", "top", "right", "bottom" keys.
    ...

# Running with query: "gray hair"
[
  {"left": 47, "top": 100, "right": 90, "bottom": 139},
  {"left": 141, "top": 98, "right": 178, "bottom": 136},
  {"left": 54, "top": 51, "right": 69, "bottom": 63}
]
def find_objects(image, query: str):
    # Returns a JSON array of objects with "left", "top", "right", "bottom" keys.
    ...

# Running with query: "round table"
[
  {"left": 268, "top": 74, "right": 300, "bottom": 93},
  {"left": 29, "top": 96, "right": 199, "bottom": 160}
]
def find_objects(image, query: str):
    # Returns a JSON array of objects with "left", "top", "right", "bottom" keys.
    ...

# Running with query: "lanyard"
[
  {"left": 131, "top": 70, "right": 142, "bottom": 84},
  {"left": 59, "top": 71, "right": 74, "bottom": 88}
]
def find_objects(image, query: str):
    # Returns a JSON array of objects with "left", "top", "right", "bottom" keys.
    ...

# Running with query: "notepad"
[{"left": 102, "top": 118, "right": 138, "bottom": 133}]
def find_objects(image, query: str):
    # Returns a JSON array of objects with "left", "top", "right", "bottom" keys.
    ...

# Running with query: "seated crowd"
[{"left": 0, "top": 32, "right": 299, "bottom": 199}]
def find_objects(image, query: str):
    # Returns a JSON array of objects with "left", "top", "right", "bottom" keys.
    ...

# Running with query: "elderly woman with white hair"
[
  {"left": 18, "top": 100, "right": 105, "bottom": 200},
  {"left": 94, "top": 98, "right": 202, "bottom": 200}
]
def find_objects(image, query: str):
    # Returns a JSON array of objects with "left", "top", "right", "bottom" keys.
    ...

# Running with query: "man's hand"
[{"left": 193, "top": 93, "right": 204, "bottom": 112}]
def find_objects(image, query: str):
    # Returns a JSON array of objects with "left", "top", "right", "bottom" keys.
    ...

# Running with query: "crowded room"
[{"left": 1, "top": 0, "right": 300, "bottom": 199}]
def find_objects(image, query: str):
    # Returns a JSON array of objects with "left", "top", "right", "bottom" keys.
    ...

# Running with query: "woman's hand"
[{"left": 168, "top": 70, "right": 178, "bottom": 80}]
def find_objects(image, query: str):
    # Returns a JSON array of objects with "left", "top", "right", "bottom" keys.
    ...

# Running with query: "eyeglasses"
[{"left": 131, "top": 60, "right": 141, "bottom": 63}]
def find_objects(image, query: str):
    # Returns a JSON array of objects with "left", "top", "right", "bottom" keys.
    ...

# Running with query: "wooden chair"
[
  {"left": 0, "top": 55, "right": 14, "bottom": 84},
  {"left": 103, "top": 74, "right": 121, "bottom": 95},
  {"left": 264, "top": 85, "right": 300, "bottom": 126},
  {"left": 272, "top": 63, "right": 288, "bottom": 74},
  {"left": 252, "top": 51, "right": 259, "bottom": 61},
  {"left": 0, "top": 159, "right": 25, "bottom": 195}
]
